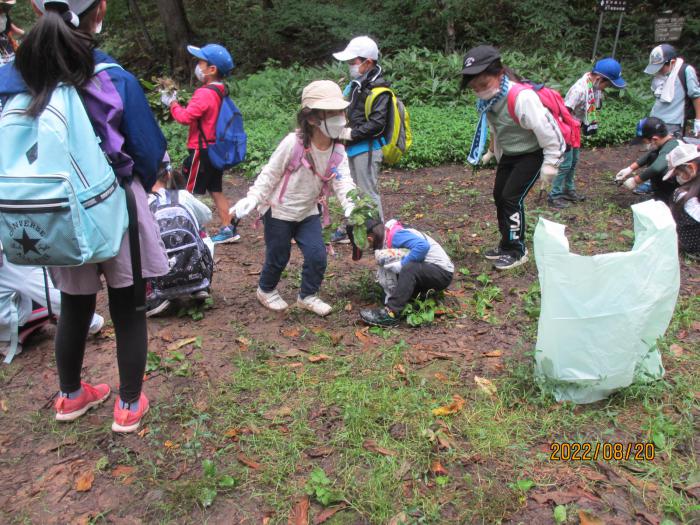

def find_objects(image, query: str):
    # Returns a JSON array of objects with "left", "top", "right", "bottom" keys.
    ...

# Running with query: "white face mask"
[
  {"left": 319, "top": 115, "right": 347, "bottom": 139},
  {"left": 349, "top": 64, "right": 362, "bottom": 79},
  {"left": 94, "top": 20, "right": 103, "bottom": 34},
  {"left": 475, "top": 86, "right": 500, "bottom": 100},
  {"left": 0, "top": 14, "right": 7, "bottom": 33},
  {"left": 195, "top": 64, "right": 205, "bottom": 83}
]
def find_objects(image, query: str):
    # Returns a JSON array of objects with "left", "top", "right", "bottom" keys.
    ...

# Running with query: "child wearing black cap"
[
  {"left": 162, "top": 43, "right": 239, "bottom": 244},
  {"left": 461, "top": 45, "right": 565, "bottom": 270},
  {"left": 615, "top": 117, "right": 680, "bottom": 204}
]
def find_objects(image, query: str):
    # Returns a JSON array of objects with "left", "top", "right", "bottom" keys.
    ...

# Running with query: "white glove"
[
  {"left": 230, "top": 197, "right": 257, "bottom": 219},
  {"left": 339, "top": 127, "right": 353, "bottom": 141},
  {"left": 343, "top": 204, "right": 355, "bottom": 218},
  {"left": 539, "top": 164, "right": 558, "bottom": 185},
  {"left": 615, "top": 166, "right": 633, "bottom": 181},
  {"left": 160, "top": 90, "right": 177, "bottom": 107},
  {"left": 481, "top": 150, "right": 494, "bottom": 165},
  {"left": 623, "top": 177, "right": 638, "bottom": 190},
  {"left": 694, "top": 119, "right": 700, "bottom": 137},
  {"left": 384, "top": 260, "right": 402, "bottom": 274}
]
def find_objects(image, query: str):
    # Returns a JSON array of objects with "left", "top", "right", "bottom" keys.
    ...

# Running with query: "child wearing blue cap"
[
  {"left": 162, "top": 43, "right": 240, "bottom": 244},
  {"left": 547, "top": 58, "right": 626, "bottom": 208}
]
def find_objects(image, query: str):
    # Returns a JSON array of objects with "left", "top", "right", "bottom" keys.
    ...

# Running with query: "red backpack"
[{"left": 507, "top": 81, "right": 581, "bottom": 149}]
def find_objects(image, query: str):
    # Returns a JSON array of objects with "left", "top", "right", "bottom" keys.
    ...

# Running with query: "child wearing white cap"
[
  {"left": 332, "top": 36, "right": 390, "bottom": 223},
  {"left": 664, "top": 143, "right": 700, "bottom": 255},
  {"left": 231, "top": 81, "right": 357, "bottom": 316}
]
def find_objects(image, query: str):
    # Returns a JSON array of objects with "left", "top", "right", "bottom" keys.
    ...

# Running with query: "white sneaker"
[
  {"left": 88, "top": 314, "right": 105, "bottom": 335},
  {"left": 296, "top": 295, "right": 332, "bottom": 317},
  {"left": 256, "top": 287, "right": 288, "bottom": 312}
]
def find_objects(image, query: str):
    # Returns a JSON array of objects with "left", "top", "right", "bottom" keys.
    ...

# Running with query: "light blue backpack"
[{"left": 0, "top": 64, "right": 128, "bottom": 267}]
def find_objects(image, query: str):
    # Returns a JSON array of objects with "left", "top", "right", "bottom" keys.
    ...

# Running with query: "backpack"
[
  {"left": 0, "top": 63, "right": 129, "bottom": 267},
  {"left": 364, "top": 87, "right": 412, "bottom": 165},
  {"left": 507, "top": 81, "right": 581, "bottom": 149},
  {"left": 148, "top": 189, "right": 213, "bottom": 300},
  {"left": 276, "top": 135, "right": 345, "bottom": 226},
  {"left": 678, "top": 63, "right": 697, "bottom": 130},
  {"left": 197, "top": 84, "right": 247, "bottom": 171}
]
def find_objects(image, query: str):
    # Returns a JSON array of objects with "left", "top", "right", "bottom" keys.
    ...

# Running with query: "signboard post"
[{"left": 592, "top": 0, "right": 627, "bottom": 61}]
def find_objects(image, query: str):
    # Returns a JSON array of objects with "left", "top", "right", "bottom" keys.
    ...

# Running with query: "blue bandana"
[{"left": 467, "top": 75, "right": 510, "bottom": 166}]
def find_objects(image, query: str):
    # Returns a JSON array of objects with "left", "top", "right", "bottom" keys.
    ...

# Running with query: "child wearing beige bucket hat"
[
  {"left": 665, "top": 142, "right": 700, "bottom": 255},
  {"left": 230, "top": 80, "right": 358, "bottom": 316}
]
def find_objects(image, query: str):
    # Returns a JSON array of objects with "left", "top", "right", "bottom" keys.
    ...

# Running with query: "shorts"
[{"left": 183, "top": 148, "right": 223, "bottom": 195}]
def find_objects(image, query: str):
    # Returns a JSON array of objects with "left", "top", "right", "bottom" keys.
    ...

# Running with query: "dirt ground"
[{"left": 0, "top": 144, "right": 698, "bottom": 525}]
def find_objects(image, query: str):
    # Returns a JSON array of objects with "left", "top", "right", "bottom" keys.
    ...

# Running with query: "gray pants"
[{"left": 349, "top": 149, "right": 384, "bottom": 221}]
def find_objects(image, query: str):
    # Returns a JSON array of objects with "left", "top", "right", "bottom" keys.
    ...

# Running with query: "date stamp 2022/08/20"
[{"left": 549, "top": 442, "right": 656, "bottom": 462}]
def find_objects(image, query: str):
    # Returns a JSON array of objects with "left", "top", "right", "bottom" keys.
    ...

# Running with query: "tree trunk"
[
  {"left": 262, "top": 0, "right": 274, "bottom": 8},
  {"left": 154, "top": 0, "right": 193, "bottom": 80},
  {"left": 435, "top": 0, "right": 456, "bottom": 54}
]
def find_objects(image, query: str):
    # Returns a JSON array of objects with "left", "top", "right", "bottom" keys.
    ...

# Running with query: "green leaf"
[
  {"left": 202, "top": 459, "right": 217, "bottom": 478},
  {"left": 95, "top": 455, "right": 109, "bottom": 471},
  {"left": 553, "top": 505, "right": 567, "bottom": 524},
  {"left": 198, "top": 486, "right": 218, "bottom": 508},
  {"left": 512, "top": 479, "right": 535, "bottom": 492},
  {"left": 218, "top": 475, "right": 236, "bottom": 488},
  {"left": 652, "top": 431, "right": 666, "bottom": 450},
  {"left": 620, "top": 229, "right": 635, "bottom": 239}
]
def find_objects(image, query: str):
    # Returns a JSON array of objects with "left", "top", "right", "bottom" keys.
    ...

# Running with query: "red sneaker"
[
  {"left": 111, "top": 392, "right": 150, "bottom": 433},
  {"left": 54, "top": 382, "right": 111, "bottom": 422}
]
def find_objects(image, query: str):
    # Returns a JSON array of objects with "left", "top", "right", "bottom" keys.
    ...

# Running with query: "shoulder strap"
[
  {"left": 204, "top": 83, "right": 226, "bottom": 98},
  {"left": 166, "top": 188, "right": 179, "bottom": 206},
  {"left": 679, "top": 63, "right": 689, "bottom": 95},
  {"left": 507, "top": 83, "right": 529, "bottom": 124},
  {"left": 93, "top": 63, "right": 124, "bottom": 75},
  {"left": 277, "top": 136, "right": 307, "bottom": 204},
  {"left": 364, "top": 86, "right": 394, "bottom": 120}
]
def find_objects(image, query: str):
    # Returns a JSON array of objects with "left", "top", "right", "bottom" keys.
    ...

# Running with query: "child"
[
  {"left": 0, "top": 0, "right": 169, "bottom": 433},
  {"left": 462, "top": 45, "right": 565, "bottom": 270},
  {"left": 0, "top": 251, "right": 104, "bottom": 362},
  {"left": 664, "top": 143, "right": 700, "bottom": 256},
  {"left": 162, "top": 43, "right": 239, "bottom": 244},
  {"left": 615, "top": 117, "right": 680, "bottom": 204},
  {"left": 231, "top": 80, "right": 356, "bottom": 316},
  {"left": 146, "top": 155, "right": 215, "bottom": 316},
  {"left": 354, "top": 219, "right": 454, "bottom": 327},
  {"left": 548, "top": 58, "right": 626, "bottom": 209},
  {"left": 0, "top": 0, "right": 23, "bottom": 66}
]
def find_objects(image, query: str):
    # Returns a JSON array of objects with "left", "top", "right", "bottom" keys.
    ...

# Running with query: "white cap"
[
  {"left": 35, "top": 0, "right": 99, "bottom": 16},
  {"left": 663, "top": 143, "right": 700, "bottom": 180},
  {"left": 301, "top": 80, "right": 349, "bottom": 111},
  {"left": 333, "top": 36, "right": 379, "bottom": 62}
]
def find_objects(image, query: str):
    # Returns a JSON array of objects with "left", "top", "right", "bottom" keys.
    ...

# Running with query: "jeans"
[
  {"left": 550, "top": 147, "right": 580, "bottom": 198},
  {"left": 386, "top": 262, "right": 453, "bottom": 313},
  {"left": 259, "top": 210, "right": 326, "bottom": 298},
  {"left": 493, "top": 150, "right": 543, "bottom": 257},
  {"left": 348, "top": 148, "right": 384, "bottom": 221}
]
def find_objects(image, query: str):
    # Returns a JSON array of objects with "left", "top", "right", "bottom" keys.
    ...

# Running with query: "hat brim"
[
  {"left": 644, "top": 63, "right": 664, "bottom": 75},
  {"left": 607, "top": 76, "right": 626, "bottom": 88},
  {"left": 461, "top": 63, "right": 491, "bottom": 76},
  {"left": 0, "top": 1, "right": 17, "bottom": 5},
  {"left": 333, "top": 50, "right": 359, "bottom": 62},
  {"left": 662, "top": 168, "right": 676, "bottom": 181},
  {"left": 306, "top": 98, "right": 349, "bottom": 111},
  {"left": 186, "top": 45, "right": 208, "bottom": 62}
]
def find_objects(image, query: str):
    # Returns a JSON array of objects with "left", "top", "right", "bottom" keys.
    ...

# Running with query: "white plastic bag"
[{"left": 533, "top": 199, "right": 680, "bottom": 403}]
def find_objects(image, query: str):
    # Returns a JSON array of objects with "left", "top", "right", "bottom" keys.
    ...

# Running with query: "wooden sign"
[
  {"left": 655, "top": 17, "right": 685, "bottom": 42},
  {"left": 599, "top": 0, "right": 627, "bottom": 12}
]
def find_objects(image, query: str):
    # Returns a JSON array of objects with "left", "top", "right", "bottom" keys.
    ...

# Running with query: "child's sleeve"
[
  {"left": 331, "top": 154, "right": 356, "bottom": 214},
  {"left": 246, "top": 134, "right": 295, "bottom": 205},
  {"left": 515, "top": 90, "right": 566, "bottom": 168},
  {"left": 391, "top": 229, "right": 430, "bottom": 265},
  {"left": 170, "top": 89, "right": 210, "bottom": 125}
]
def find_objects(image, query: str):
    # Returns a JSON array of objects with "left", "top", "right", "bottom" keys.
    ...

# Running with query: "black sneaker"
[
  {"left": 360, "top": 307, "right": 399, "bottom": 327},
  {"left": 547, "top": 196, "right": 570, "bottom": 209},
  {"left": 493, "top": 253, "right": 528, "bottom": 271},
  {"left": 146, "top": 299, "right": 171, "bottom": 318},
  {"left": 562, "top": 190, "right": 586, "bottom": 202},
  {"left": 483, "top": 246, "right": 505, "bottom": 260}
]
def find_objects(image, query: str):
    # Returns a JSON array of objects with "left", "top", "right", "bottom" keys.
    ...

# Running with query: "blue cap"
[
  {"left": 592, "top": 58, "right": 626, "bottom": 89},
  {"left": 187, "top": 44, "right": 234, "bottom": 76},
  {"left": 636, "top": 118, "right": 648, "bottom": 138}
]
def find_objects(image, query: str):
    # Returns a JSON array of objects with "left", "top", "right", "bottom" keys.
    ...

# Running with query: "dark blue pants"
[{"left": 259, "top": 210, "right": 327, "bottom": 298}]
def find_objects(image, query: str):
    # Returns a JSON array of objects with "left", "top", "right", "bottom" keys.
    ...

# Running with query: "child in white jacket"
[{"left": 231, "top": 81, "right": 356, "bottom": 316}]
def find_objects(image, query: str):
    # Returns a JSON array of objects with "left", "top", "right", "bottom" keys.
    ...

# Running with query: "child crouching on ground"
[
  {"left": 354, "top": 219, "right": 454, "bottom": 327},
  {"left": 664, "top": 143, "right": 700, "bottom": 256},
  {"left": 231, "top": 80, "right": 357, "bottom": 316}
]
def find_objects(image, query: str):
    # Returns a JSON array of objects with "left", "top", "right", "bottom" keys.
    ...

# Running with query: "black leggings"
[{"left": 55, "top": 284, "right": 147, "bottom": 403}]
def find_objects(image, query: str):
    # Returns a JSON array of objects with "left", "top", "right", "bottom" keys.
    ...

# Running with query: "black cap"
[
  {"left": 461, "top": 45, "right": 501, "bottom": 75},
  {"left": 640, "top": 117, "right": 668, "bottom": 139}
]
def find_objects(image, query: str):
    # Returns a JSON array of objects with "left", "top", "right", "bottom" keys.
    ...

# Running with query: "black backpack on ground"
[{"left": 148, "top": 190, "right": 213, "bottom": 301}]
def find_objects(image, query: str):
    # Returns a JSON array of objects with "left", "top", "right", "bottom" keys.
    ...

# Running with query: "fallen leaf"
[
  {"left": 282, "top": 327, "right": 301, "bottom": 338},
  {"left": 288, "top": 496, "right": 309, "bottom": 525},
  {"left": 677, "top": 329, "right": 688, "bottom": 340},
  {"left": 287, "top": 362, "right": 304, "bottom": 369},
  {"left": 164, "top": 440, "right": 179, "bottom": 450},
  {"left": 669, "top": 344, "right": 684, "bottom": 357},
  {"left": 0, "top": 399, "right": 7, "bottom": 412},
  {"left": 355, "top": 328, "right": 370, "bottom": 344},
  {"left": 578, "top": 510, "right": 605, "bottom": 525},
  {"left": 474, "top": 376, "right": 497, "bottom": 396},
  {"left": 394, "top": 364, "right": 407, "bottom": 376},
  {"left": 343, "top": 303, "right": 353, "bottom": 312},
  {"left": 435, "top": 431, "right": 455, "bottom": 450},
  {"left": 137, "top": 426, "right": 150, "bottom": 438},
  {"left": 308, "top": 354, "right": 331, "bottom": 363},
  {"left": 224, "top": 428, "right": 240, "bottom": 441},
  {"left": 483, "top": 350, "right": 502, "bottom": 358},
  {"left": 432, "top": 395, "right": 466, "bottom": 416},
  {"left": 388, "top": 512, "right": 408, "bottom": 525},
  {"left": 692, "top": 321, "right": 700, "bottom": 332},
  {"left": 264, "top": 406, "right": 293, "bottom": 420},
  {"left": 158, "top": 329, "right": 175, "bottom": 342},
  {"left": 166, "top": 337, "right": 197, "bottom": 352},
  {"left": 329, "top": 333, "right": 344, "bottom": 346},
  {"left": 74, "top": 470, "right": 94, "bottom": 492},
  {"left": 111, "top": 465, "right": 136, "bottom": 478},
  {"left": 363, "top": 439, "right": 398, "bottom": 456},
  {"left": 430, "top": 460, "right": 448, "bottom": 476},
  {"left": 278, "top": 348, "right": 305, "bottom": 358},
  {"left": 433, "top": 372, "right": 448, "bottom": 382},
  {"left": 306, "top": 446, "right": 334, "bottom": 458},
  {"left": 313, "top": 503, "right": 348, "bottom": 524},
  {"left": 236, "top": 453, "right": 262, "bottom": 470},
  {"left": 236, "top": 336, "right": 252, "bottom": 347}
]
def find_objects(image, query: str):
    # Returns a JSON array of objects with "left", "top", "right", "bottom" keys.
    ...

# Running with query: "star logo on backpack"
[{"left": 13, "top": 228, "right": 41, "bottom": 255}]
